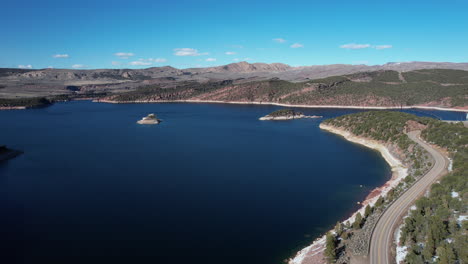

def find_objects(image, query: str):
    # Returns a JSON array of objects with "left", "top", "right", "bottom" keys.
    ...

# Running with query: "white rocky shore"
[
  {"left": 259, "top": 114, "right": 322, "bottom": 121},
  {"left": 137, "top": 113, "right": 161, "bottom": 124},
  {"left": 288, "top": 123, "right": 408, "bottom": 264},
  {"left": 95, "top": 98, "right": 468, "bottom": 112}
]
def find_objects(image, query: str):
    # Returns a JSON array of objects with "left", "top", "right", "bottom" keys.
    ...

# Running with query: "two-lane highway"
[{"left": 369, "top": 131, "right": 448, "bottom": 264}]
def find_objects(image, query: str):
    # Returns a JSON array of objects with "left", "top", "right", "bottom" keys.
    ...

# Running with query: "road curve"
[{"left": 369, "top": 131, "right": 448, "bottom": 264}]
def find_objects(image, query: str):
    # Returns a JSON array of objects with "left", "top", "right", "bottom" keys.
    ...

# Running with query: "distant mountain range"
[{"left": 1, "top": 61, "right": 467, "bottom": 110}]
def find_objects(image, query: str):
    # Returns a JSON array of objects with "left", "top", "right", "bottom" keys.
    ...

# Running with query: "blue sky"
[{"left": 1, "top": 0, "right": 467, "bottom": 69}]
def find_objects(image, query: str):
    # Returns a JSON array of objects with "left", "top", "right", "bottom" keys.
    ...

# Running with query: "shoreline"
[
  {"left": 95, "top": 98, "right": 468, "bottom": 113},
  {"left": 1, "top": 98, "right": 466, "bottom": 112},
  {"left": 0, "top": 106, "right": 27, "bottom": 110},
  {"left": 288, "top": 124, "right": 408, "bottom": 264}
]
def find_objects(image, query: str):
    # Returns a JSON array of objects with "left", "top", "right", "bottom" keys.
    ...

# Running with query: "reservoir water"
[{"left": 0, "top": 101, "right": 464, "bottom": 264}]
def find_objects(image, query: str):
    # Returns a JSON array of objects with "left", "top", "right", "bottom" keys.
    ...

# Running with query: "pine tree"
[
  {"left": 436, "top": 245, "right": 456, "bottom": 264},
  {"left": 334, "top": 221, "right": 343, "bottom": 236},
  {"left": 364, "top": 205, "right": 372, "bottom": 218},
  {"left": 353, "top": 212, "right": 363, "bottom": 229},
  {"left": 375, "top": 196, "right": 384, "bottom": 207},
  {"left": 324, "top": 232, "right": 336, "bottom": 263},
  {"left": 344, "top": 221, "right": 351, "bottom": 229},
  {"left": 422, "top": 231, "right": 435, "bottom": 261}
]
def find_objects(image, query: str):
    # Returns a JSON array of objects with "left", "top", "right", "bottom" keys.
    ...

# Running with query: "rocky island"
[
  {"left": 259, "top": 109, "right": 322, "bottom": 120},
  {"left": 137, "top": 113, "right": 161, "bottom": 124}
]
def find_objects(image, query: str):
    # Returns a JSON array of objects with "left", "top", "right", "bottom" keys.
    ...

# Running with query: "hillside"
[
  {"left": 1, "top": 61, "right": 468, "bottom": 102},
  {"left": 108, "top": 69, "right": 468, "bottom": 109},
  {"left": 320, "top": 112, "right": 467, "bottom": 263}
]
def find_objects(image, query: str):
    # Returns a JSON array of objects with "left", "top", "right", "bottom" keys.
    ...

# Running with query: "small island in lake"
[
  {"left": 259, "top": 109, "right": 323, "bottom": 120},
  {"left": 0, "top": 145, "right": 23, "bottom": 162},
  {"left": 137, "top": 113, "right": 161, "bottom": 124}
]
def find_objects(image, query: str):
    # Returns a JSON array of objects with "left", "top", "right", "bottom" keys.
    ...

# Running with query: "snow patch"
[
  {"left": 288, "top": 235, "right": 326, "bottom": 264},
  {"left": 457, "top": 215, "right": 468, "bottom": 224},
  {"left": 451, "top": 191, "right": 459, "bottom": 198},
  {"left": 395, "top": 224, "right": 408, "bottom": 264}
]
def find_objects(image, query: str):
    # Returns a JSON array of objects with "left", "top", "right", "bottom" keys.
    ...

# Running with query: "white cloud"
[
  {"left": 273, "top": 38, "right": 287, "bottom": 43},
  {"left": 375, "top": 45, "right": 393, "bottom": 50},
  {"left": 231, "top": 45, "right": 244, "bottom": 49},
  {"left": 53, "top": 54, "right": 69, "bottom": 58},
  {"left": 72, "top": 64, "right": 86, "bottom": 69},
  {"left": 18, "top": 64, "right": 32, "bottom": 69},
  {"left": 129, "top": 61, "right": 152, "bottom": 66},
  {"left": 243, "top": 57, "right": 252, "bottom": 61},
  {"left": 340, "top": 43, "right": 371, "bottom": 49},
  {"left": 225, "top": 51, "right": 236, "bottom": 55},
  {"left": 205, "top": 58, "right": 217, "bottom": 62},
  {"left": 233, "top": 58, "right": 240, "bottom": 62},
  {"left": 290, "top": 43, "right": 304, "bottom": 48},
  {"left": 114, "top": 52, "right": 134, "bottom": 59},
  {"left": 173, "top": 48, "right": 208, "bottom": 56},
  {"left": 340, "top": 43, "right": 393, "bottom": 50},
  {"left": 112, "top": 61, "right": 122, "bottom": 66}
]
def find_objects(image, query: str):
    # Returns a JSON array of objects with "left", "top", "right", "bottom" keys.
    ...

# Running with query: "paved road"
[{"left": 369, "top": 131, "right": 448, "bottom": 264}]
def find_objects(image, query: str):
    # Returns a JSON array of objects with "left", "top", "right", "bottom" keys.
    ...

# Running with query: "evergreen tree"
[
  {"left": 334, "top": 221, "right": 343, "bottom": 236},
  {"left": 344, "top": 221, "right": 351, "bottom": 229},
  {"left": 353, "top": 212, "right": 363, "bottom": 229},
  {"left": 387, "top": 189, "right": 395, "bottom": 200},
  {"left": 375, "top": 196, "right": 384, "bottom": 207},
  {"left": 324, "top": 232, "right": 336, "bottom": 263},
  {"left": 364, "top": 205, "right": 372, "bottom": 218},
  {"left": 436, "top": 245, "right": 456, "bottom": 264},
  {"left": 422, "top": 231, "right": 435, "bottom": 261}
]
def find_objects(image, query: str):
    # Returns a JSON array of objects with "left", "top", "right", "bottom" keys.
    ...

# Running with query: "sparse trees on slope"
[
  {"left": 353, "top": 212, "right": 363, "bottom": 229},
  {"left": 334, "top": 221, "right": 343, "bottom": 236},
  {"left": 324, "top": 232, "right": 336, "bottom": 263},
  {"left": 364, "top": 205, "right": 372, "bottom": 218}
]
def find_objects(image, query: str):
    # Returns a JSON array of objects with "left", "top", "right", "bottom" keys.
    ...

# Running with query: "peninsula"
[{"left": 289, "top": 111, "right": 466, "bottom": 264}]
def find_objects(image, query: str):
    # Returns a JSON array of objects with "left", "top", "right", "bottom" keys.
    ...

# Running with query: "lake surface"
[{"left": 0, "top": 101, "right": 464, "bottom": 264}]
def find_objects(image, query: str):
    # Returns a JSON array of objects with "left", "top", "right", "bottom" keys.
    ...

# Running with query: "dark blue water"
[{"left": 0, "top": 101, "right": 463, "bottom": 264}]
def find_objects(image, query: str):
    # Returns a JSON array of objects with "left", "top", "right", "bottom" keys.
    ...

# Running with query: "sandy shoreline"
[
  {"left": 1, "top": 98, "right": 466, "bottom": 112},
  {"left": 95, "top": 99, "right": 468, "bottom": 113},
  {"left": 0, "top": 106, "right": 27, "bottom": 110},
  {"left": 288, "top": 124, "right": 408, "bottom": 264}
]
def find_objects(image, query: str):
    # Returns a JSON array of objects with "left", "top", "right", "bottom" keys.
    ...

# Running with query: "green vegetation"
[
  {"left": 323, "top": 111, "right": 467, "bottom": 263},
  {"left": 323, "top": 111, "right": 432, "bottom": 150},
  {"left": 403, "top": 69, "right": 468, "bottom": 84},
  {"left": 266, "top": 108, "right": 303, "bottom": 117},
  {"left": 111, "top": 80, "right": 234, "bottom": 102},
  {"left": 400, "top": 121, "right": 467, "bottom": 264},
  {"left": 325, "top": 232, "right": 337, "bottom": 263},
  {"left": 107, "top": 69, "right": 468, "bottom": 108},
  {"left": 353, "top": 212, "right": 363, "bottom": 229},
  {"left": 0, "top": 97, "right": 51, "bottom": 108}
]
